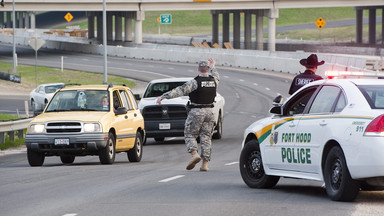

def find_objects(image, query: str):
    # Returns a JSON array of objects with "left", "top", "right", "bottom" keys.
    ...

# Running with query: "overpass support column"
[
  {"left": 24, "top": 12, "right": 30, "bottom": 28},
  {"left": 125, "top": 12, "right": 133, "bottom": 42},
  {"left": 233, "top": 11, "right": 241, "bottom": 49},
  {"left": 115, "top": 14, "right": 123, "bottom": 41},
  {"left": 222, "top": 12, "right": 230, "bottom": 47},
  {"left": 97, "top": 13, "right": 103, "bottom": 41},
  {"left": 355, "top": 8, "right": 363, "bottom": 44},
  {"left": 255, "top": 10, "right": 264, "bottom": 50},
  {"left": 211, "top": 11, "right": 219, "bottom": 45},
  {"left": 135, "top": 11, "right": 145, "bottom": 44},
  {"left": 30, "top": 12, "right": 35, "bottom": 29},
  {"left": 107, "top": 13, "right": 113, "bottom": 41},
  {"left": 244, "top": 11, "right": 252, "bottom": 50},
  {"left": 368, "top": 8, "right": 376, "bottom": 45},
  {"left": 267, "top": 8, "right": 278, "bottom": 52},
  {"left": 87, "top": 12, "right": 95, "bottom": 39}
]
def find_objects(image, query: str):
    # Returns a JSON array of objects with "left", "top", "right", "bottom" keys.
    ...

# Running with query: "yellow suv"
[{"left": 25, "top": 84, "right": 145, "bottom": 166}]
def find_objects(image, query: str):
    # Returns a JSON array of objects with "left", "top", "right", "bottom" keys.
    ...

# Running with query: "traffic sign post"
[{"left": 28, "top": 34, "right": 46, "bottom": 85}]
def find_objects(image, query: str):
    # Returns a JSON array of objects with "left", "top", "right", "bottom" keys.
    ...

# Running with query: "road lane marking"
[
  {"left": 62, "top": 214, "right": 78, "bottom": 216},
  {"left": 159, "top": 175, "right": 185, "bottom": 183},
  {"left": 253, "top": 83, "right": 258, "bottom": 86},
  {"left": 239, "top": 79, "right": 245, "bottom": 82},
  {"left": 225, "top": 162, "right": 239, "bottom": 166},
  {"left": 265, "top": 87, "right": 270, "bottom": 91}
]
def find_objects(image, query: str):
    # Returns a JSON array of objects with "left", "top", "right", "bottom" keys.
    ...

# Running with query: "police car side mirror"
[
  {"left": 270, "top": 106, "right": 282, "bottom": 115},
  {"left": 273, "top": 95, "right": 283, "bottom": 104}
]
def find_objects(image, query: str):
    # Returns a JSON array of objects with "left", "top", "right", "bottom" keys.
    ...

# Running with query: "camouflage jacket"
[{"left": 160, "top": 67, "right": 220, "bottom": 100}]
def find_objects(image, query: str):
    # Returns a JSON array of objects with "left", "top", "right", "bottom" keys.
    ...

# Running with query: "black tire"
[
  {"left": 324, "top": 146, "right": 360, "bottom": 201},
  {"left": 212, "top": 114, "right": 222, "bottom": 139},
  {"left": 60, "top": 155, "right": 75, "bottom": 164},
  {"left": 154, "top": 137, "right": 165, "bottom": 142},
  {"left": 99, "top": 132, "right": 116, "bottom": 165},
  {"left": 27, "top": 148, "right": 45, "bottom": 167},
  {"left": 239, "top": 139, "right": 280, "bottom": 188},
  {"left": 128, "top": 132, "right": 143, "bottom": 162}
]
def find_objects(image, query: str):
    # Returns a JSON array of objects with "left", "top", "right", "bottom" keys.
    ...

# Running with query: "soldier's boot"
[
  {"left": 186, "top": 151, "right": 201, "bottom": 170},
  {"left": 200, "top": 160, "right": 209, "bottom": 171}
]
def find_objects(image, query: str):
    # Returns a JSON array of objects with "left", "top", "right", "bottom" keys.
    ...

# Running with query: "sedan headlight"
[
  {"left": 83, "top": 123, "right": 102, "bottom": 133},
  {"left": 28, "top": 124, "right": 45, "bottom": 134}
]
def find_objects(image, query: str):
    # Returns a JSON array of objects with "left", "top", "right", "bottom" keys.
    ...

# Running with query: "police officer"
[
  {"left": 289, "top": 54, "right": 324, "bottom": 95},
  {"left": 156, "top": 58, "right": 219, "bottom": 171}
]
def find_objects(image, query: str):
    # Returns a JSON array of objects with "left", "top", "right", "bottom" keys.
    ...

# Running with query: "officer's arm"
[{"left": 161, "top": 80, "right": 197, "bottom": 100}]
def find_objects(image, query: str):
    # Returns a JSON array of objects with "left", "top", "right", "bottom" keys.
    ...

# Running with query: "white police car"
[{"left": 240, "top": 72, "right": 384, "bottom": 201}]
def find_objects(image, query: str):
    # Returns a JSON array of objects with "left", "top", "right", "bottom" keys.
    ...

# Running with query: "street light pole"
[
  {"left": 103, "top": 0, "right": 107, "bottom": 84},
  {"left": 12, "top": 0, "right": 16, "bottom": 73}
]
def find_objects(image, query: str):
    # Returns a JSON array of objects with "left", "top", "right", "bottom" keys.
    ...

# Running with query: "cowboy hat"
[{"left": 300, "top": 54, "right": 325, "bottom": 67}]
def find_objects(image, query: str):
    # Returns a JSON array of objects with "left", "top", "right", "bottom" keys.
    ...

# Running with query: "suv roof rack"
[{"left": 108, "top": 83, "right": 127, "bottom": 89}]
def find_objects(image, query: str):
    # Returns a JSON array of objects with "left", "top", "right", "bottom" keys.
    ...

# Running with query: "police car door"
[
  {"left": 294, "top": 85, "right": 345, "bottom": 176},
  {"left": 265, "top": 86, "right": 318, "bottom": 172}
]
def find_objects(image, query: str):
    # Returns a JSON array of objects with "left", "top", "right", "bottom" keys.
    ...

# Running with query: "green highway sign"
[{"left": 160, "top": 14, "right": 172, "bottom": 24}]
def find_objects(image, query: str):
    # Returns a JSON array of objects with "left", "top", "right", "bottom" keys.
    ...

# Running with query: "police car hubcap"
[
  {"left": 248, "top": 151, "right": 262, "bottom": 177},
  {"left": 331, "top": 159, "right": 342, "bottom": 187}
]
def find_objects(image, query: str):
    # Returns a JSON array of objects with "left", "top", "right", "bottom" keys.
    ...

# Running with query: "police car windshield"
[
  {"left": 143, "top": 82, "right": 186, "bottom": 98},
  {"left": 45, "top": 90, "right": 110, "bottom": 112},
  {"left": 358, "top": 85, "right": 384, "bottom": 109}
]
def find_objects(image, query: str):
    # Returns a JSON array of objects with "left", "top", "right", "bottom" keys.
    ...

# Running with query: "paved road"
[{"left": 1, "top": 45, "right": 384, "bottom": 215}]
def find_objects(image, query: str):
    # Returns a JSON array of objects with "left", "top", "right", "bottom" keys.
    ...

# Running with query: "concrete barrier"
[{"left": 0, "top": 29, "right": 376, "bottom": 78}]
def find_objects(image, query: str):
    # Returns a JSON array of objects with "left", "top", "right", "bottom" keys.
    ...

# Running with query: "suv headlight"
[
  {"left": 28, "top": 124, "right": 45, "bottom": 134},
  {"left": 83, "top": 123, "right": 102, "bottom": 133}
]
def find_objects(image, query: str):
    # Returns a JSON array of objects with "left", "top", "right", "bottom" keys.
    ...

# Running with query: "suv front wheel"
[{"left": 99, "top": 132, "right": 116, "bottom": 164}]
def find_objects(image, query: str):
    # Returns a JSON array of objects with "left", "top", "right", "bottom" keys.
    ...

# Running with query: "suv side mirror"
[
  {"left": 270, "top": 106, "right": 282, "bottom": 115},
  {"left": 114, "top": 107, "right": 127, "bottom": 115},
  {"left": 134, "top": 94, "right": 141, "bottom": 100}
]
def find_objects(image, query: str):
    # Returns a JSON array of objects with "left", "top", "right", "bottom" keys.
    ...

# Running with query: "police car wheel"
[
  {"left": 239, "top": 139, "right": 280, "bottom": 188},
  {"left": 27, "top": 148, "right": 45, "bottom": 167},
  {"left": 60, "top": 155, "right": 75, "bottom": 164},
  {"left": 99, "top": 132, "right": 116, "bottom": 165},
  {"left": 128, "top": 132, "right": 143, "bottom": 162},
  {"left": 324, "top": 146, "right": 359, "bottom": 201}
]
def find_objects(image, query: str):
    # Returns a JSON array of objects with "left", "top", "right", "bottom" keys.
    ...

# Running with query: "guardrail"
[{"left": 0, "top": 118, "right": 32, "bottom": 144}]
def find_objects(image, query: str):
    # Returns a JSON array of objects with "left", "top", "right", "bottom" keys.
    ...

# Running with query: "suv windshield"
[
  {"left": 46, "top": 90, "right": 110, "bottom": 112},
  {"left": 143, "top": 82, "right": 186, "bottom": 98},
  {"left": 359, "top": 85, "right": 384, "bottom": 109}
]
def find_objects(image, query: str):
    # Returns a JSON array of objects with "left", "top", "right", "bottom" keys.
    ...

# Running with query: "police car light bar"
[{"left": 325, "top": 70, "right": 383, "bottom": 79}]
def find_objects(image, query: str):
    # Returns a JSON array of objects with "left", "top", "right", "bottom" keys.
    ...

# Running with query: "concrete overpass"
[{"left": 1, "top": 0, "right": 384, "bottom": 51}]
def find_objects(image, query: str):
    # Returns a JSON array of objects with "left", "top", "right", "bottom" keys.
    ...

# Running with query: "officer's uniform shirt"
[{"left": 289, "top": 70, "right": 323, "bottom": 95}]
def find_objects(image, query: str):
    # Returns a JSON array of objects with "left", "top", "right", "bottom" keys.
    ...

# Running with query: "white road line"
[
  {"left": 265, "top": 87, "right": 270, "bottom": 91},
  {"left": 159, "top": 175, "right": 185, "bottom": 183},
  {"left": 235, "top": 93, "right": 240, "bottom": 98},
  {"left": 62, "top": 214, "right": 78, "bottom": 216},
  {"left": 239, "top": 79, "right": 245, "bottom": 82},
  {"left": 223, "top": 75, "right": 229, "bottom": 78},
  {"left": 253, "top": 83, "right": 258, "bottom": 86},
  {"left": 225, "top": 162, "right": 239, "bottom": 166},
  {"left": 188, "top": 69, "right": 194, "bottom": 72}
]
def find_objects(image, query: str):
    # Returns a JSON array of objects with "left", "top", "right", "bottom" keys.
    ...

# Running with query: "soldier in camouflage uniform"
[{"left": 157, "top": 58, "right": 219, "bottom": 171}]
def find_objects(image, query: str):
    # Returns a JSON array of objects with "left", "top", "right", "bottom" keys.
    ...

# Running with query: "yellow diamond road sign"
[
  {"left": 315, "top": 17, "right": 326, "bottom": 29},
  {"left": 65, "top": 12, "right": 73, "bottom": 22}
]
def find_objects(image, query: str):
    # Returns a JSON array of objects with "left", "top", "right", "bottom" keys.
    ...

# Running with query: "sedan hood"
[{"left": 138, "top": 96, "right": 189, "bottom": 110}]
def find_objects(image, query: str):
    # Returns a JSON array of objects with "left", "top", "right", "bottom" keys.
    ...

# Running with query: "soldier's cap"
[{"left": 198, "top": 60, "right": 209, "bottom": 68}]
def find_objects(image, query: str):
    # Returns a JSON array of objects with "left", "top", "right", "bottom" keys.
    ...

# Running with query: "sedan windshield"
[
  {"left": 358, "top": 85, "right": 384, "bottom": 109},
  {"left": 45, "top": 84, "right": 64, "bottom": 94},
  {"left": 143, "top": 82, "right": 186, "bottom": 98},
  {"left": 46, "top": 90, "right": 110, "bottom": 112}
]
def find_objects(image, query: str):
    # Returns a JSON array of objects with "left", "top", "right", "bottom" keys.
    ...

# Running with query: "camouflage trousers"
[{"left": 184, "top": 107, "right": 215, "bottom": 161}]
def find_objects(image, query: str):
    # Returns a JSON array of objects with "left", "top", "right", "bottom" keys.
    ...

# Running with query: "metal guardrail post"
[{"left": 0, "top": 118, "right": 32, "bottom": 144}]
